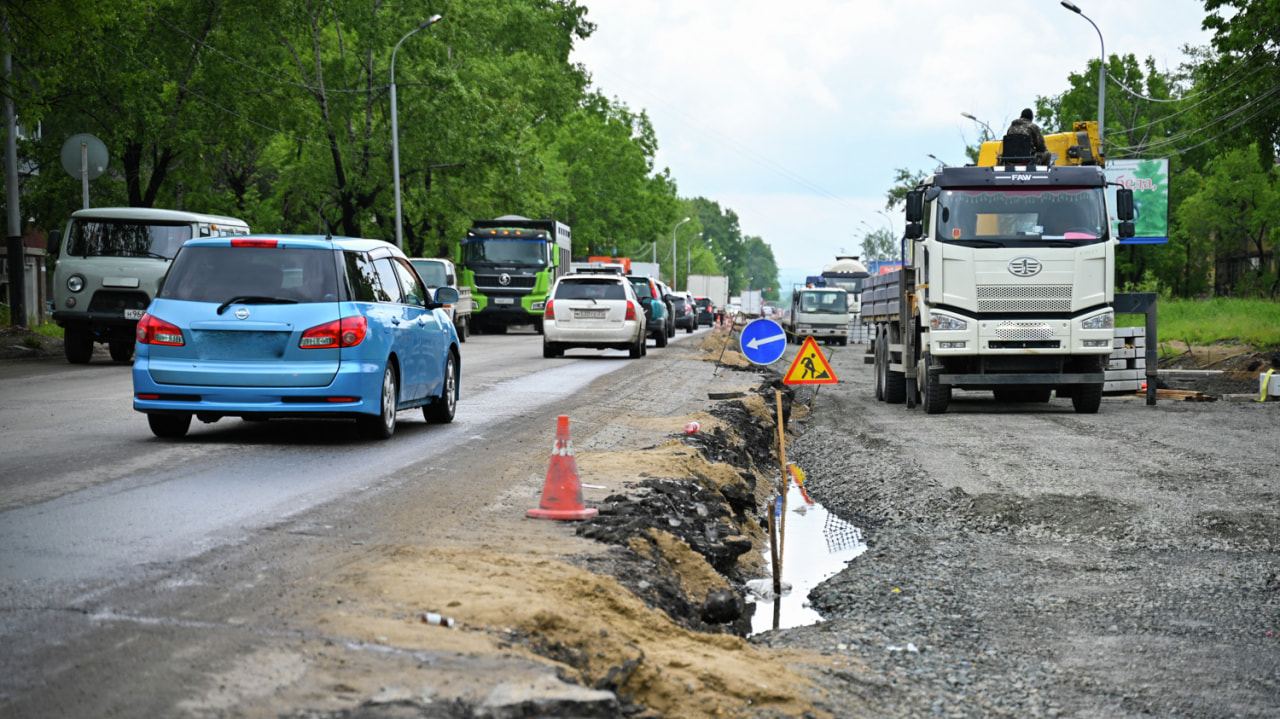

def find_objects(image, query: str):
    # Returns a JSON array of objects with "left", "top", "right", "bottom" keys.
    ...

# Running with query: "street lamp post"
[
  {"left": 686, "top": 232, "right": 703, "bottom": 278},
  {"left": 671, "top": 216, "right": 690, "bottom": 288},
  {"left": 1060, "top": 2, "right": 1105, "bottom": 149},
  {"left": 961, "top": 112, "right": 995, "bottom": 139},
  {"left": 391, "top": 15, "right": 443, "bottom": 250}
]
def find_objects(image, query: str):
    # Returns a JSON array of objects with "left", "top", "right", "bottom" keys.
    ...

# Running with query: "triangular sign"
[{"left": 783, "top": 337, "right": 839, "bottom": 385}]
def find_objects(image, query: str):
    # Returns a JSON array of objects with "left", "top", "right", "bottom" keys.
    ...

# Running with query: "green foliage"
[
  {"left": 885, "top": 167, "right": 928, "bottom": 210},
  {"left": 1139, "top": 298, "right": 1280, "bottom": 348},
  {"left": 1201, "top": 0, "right": 1280, "bottom": 165},
  {"left": 860, "top": 227, "right": 896, "bottom": 265}
]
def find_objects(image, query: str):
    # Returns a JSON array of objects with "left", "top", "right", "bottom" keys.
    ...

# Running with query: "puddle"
[{"left": 749, "top": 476, "right": 866, "bottom": 635}]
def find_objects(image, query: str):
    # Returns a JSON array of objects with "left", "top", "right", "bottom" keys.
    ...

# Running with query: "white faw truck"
[{"left": 863, "top": 121, "right": 1135, "bottom": 414}]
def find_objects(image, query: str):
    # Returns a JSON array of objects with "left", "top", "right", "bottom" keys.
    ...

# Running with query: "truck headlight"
[
  {"left": 67, "top": 274, "right": 85, "bottom": 293},
  {"left": 930, "top": 313, "right": 967, "bottom": 331},
  {"left": 1081, "top": 312, "right": 1114, "bottom": 330},
  {"left": 531, "top": 301, "right": 545, "bottom": 311}
]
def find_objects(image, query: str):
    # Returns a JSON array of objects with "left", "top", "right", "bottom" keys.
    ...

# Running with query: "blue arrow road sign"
[{"left": 739, "top": 318, "right": 787, "bottom": 365}]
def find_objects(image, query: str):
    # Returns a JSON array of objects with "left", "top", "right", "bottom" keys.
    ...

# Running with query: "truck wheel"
[
  {"left": 873, "top": 328, "right": 885, "bottom": 401},
  {"left": 148, "top": 413, "right": 192, "bottom": 439},
  {"left": 65, "top": 327, "right": 94, "bottom": 364},
  {"left": 109, "top": 340, "right": 135, "bottom": 363},
  {"left": 922, "top": 354, "right": 951, "bottom": 415},
  {"left": 424, "top": 353, "right": 458, "bottom": 424},
  {"left": 883, "top": 330, "right": 906, "bottom": 404},
  {"left": 456, "top": 317, "right": 468, "bottom": 343},
  {"left": 1027, "top": 387, "right": 1052, "bottom": 403},
  {"left": 1071, "top": 383, "right": 1103, "bottom": 414}
]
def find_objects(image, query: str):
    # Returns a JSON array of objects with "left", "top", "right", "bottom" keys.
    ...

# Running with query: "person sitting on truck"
[{"left": 1006, "top": 108, "right": 1049, "bottom": 163}]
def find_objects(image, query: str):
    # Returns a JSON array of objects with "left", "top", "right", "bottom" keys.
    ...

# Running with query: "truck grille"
[
  {"left": 977, "top": 285, "right": 1072, "bottom": 313},
  {"left": 88, "top": 290, "right": 150, "bottom": 313},
  {"left": 475, "top": 274, "right": 536, "bottom": 290},
  {"left": 996, "top": 322, "right": 1055, "bottom": 341}
]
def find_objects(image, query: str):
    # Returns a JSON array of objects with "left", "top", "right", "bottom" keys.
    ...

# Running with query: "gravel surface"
[{"left": 758, "top": 345, "right": 1280, "bottom": 718}]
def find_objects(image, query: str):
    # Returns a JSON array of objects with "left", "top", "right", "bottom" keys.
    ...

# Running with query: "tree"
[
  {"left": 1175, "top": 144, "right": 1279, "bottom": 297},
  {"left": 885, "top": 167, "right": 928, "bottom": 210},
  {"left": 1200, "top": 0, "right": 1280, "bottom": 165},
  {"left": 860, "top": 226, "right": 896, "bottom": 266}
]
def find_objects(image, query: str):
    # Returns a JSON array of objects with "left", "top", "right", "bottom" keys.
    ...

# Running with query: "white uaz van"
[{"left": 51, "top": 207, "right": 250, "bottom": 364}]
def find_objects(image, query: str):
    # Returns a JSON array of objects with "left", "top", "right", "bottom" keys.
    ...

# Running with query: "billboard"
[{"left": 1106, "top": 158, "right": 1169, "bottom": 245}]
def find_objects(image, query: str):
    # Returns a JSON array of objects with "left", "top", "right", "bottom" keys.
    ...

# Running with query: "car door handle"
[
  {"left": 417, "top": 317, "right": 428, "bottom": 327},
  {"left": 391, "top": 317, "right": 401, "bottom": 326}
]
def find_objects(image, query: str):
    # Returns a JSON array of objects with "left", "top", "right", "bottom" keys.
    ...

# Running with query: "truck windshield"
[
  {"left": 800, "top": 291, "right": 848, "bottom": 314},
  {"left": 823, "top": 277, "right": 866, "bottom": 295},
  {"left": 410, "top": 260, "right": 448, "bottom": 286},
  {"left": 66, "top": 220, "right": 193, "bottom": 259},
  {"left": 462, "top": 239, "right": 547, "bottom": 267},
  {"left": 936, "top": 188, "right": 1107, "bottom": 246}
]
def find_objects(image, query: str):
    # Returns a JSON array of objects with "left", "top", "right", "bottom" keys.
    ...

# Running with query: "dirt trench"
[{"left": 307, "top": 334, "right": 860, "bottom": 719}]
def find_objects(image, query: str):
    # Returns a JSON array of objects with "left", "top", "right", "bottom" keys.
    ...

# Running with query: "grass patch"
[
  {"left": 32, "top": 322, "right": 64, "bottom": 338},
  {"left": 1119, "top": 298, "right": 1280, "bottom": 348}
]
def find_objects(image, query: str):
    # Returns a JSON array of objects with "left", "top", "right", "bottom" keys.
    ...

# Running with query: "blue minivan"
[{"left": 133, "top": 235, "right": 460, "bottom": 439}]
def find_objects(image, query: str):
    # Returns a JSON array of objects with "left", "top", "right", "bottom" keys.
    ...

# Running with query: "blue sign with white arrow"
[{"left": 739, "top": 318, "right": 787, "bottom": 365}]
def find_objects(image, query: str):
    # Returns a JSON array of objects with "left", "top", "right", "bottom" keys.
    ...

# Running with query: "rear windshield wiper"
[{"left": 216, "top": 296, "right": 299, "bottom": 315}]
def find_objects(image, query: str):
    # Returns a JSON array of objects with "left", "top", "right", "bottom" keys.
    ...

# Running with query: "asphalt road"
[{"left": 0, "top": 328, "right": 670, "bottom": 675}]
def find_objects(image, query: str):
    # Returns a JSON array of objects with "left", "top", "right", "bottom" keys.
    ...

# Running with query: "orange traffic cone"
[{"left": 527, "top": 415, "right": 599, "bottom": 520}]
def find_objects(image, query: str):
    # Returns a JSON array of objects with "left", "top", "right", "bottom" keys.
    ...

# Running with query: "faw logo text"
[{"left": 1010, "top": 174, "right": 1034, "bottom": 182}]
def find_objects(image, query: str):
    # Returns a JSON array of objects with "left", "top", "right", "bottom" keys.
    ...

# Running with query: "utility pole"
[{"left": 5, "top": 46, "right": 26, "bottom": 328}]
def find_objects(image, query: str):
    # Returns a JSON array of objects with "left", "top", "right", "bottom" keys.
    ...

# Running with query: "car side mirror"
[
  {"left": 433, "top": 286, "right": 460, "bottom": 305},
  {"left": 1118, "top": 220, "right": 1135, "bottom": 239},
  {"left": 905, "top": 223, "right": 923, "bottom": 240},
  {"left": 48, "top": 230, "right": 61, "bottom": 257}
]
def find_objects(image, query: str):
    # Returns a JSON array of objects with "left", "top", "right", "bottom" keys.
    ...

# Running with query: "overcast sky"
[{"left": 571, "top": 0, "right": 1217, "bottom": 277}]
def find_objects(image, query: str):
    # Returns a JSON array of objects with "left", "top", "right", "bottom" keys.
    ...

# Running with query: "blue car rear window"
[{"left": 161, "top": 246, "right": 340, "bottom": 302}]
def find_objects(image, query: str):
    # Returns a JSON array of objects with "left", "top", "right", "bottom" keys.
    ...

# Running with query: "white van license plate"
[{"left": 124, "top": 309, "right": 145, "bottom": 319}]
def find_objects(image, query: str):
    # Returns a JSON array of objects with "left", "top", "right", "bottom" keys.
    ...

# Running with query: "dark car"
[
  {"left": 671, "top": 294, "right": 698, "bottom": 333},
  {"left": 694, "top": 296, "right": 715, "bottom": 325},
  {"left": 626, "top": 275, "right": 669, "bottom": 348}
]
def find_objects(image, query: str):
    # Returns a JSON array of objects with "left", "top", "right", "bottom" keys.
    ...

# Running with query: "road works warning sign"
[{"left": 783, "top": 337, "right": 838, "bottom": 385}]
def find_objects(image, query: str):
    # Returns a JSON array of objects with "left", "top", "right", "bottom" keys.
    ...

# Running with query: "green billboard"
[{"left": 1106, "top": 158, "right": 1169, "bottom": 244}]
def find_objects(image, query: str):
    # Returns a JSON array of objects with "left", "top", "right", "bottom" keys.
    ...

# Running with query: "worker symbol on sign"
[
  {"left": 799, "top": 354, "right": 829, "bottom": 380},
  {"left": 783, "top": 336, "right": 839, "bottom": 385}
]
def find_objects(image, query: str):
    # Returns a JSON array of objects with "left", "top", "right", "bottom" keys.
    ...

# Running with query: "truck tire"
[
  {"left": 1071, "top": 382, "right": 1103, "bottom": 414},
  {"left": 109, "top": 340, "right": 135, "bottom": 363},
  {"left": 456, "top": 317, "right": 468, "bottom": 343},
  {"left": 65, "top": 326, "right": 94, "bottom": 364},
  {"left": 883, "top": 329, "right": 906, "bottom": 404},
  {"left": 921, "top": 353, "right": 951, "bottom": 415},
  {"left": 873, "top": 327, "right": 885, "bottom": 401}
]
